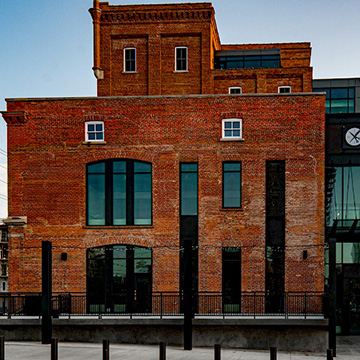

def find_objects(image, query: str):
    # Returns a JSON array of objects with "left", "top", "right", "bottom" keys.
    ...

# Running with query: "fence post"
[
  {"left": 160, "top": 292, "right": 163, "bottom": 320},
  {"left": 68, "top": 293, "right": 71, "bottom": 319},
  {"left": 0, "top": 336, "right": 4, "bottom": 360},
  {"left": 270, "top": 346, "right": 277, "bottom": 360},
  {"left": 103, "top": 339, "right": 109, "bottom": 360},
  {"left": 51, "top": 338, "right": 58, "bottom": 360},
  {"left": 304, "top": 292, "right": 307, "bottom": 319},
  {"left": 214, "top": 344, "right": 221, "bottom": 360},
  {"left": 327, "top": 349, "right": 333, "bottom": 360},
  {"left": 159, "top": 342, "right": 166, "bottom": 360}
]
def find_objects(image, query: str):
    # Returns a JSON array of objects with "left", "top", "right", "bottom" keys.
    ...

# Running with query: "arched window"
[
  {"left": 87, "top": 159, "right": 152, "bottom": 226},
  {"left": 87, "top": 245, "right": 152, "bottom": 313}
]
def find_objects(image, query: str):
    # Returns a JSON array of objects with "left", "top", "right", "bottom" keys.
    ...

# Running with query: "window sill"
[
  {"left": 122, "top": 71, "right": 137, "bottom": 74},
  {"left": 220, "top": 207, "right": 243, "bottom": 211},
  {"left": 83, "top": 141, "right": 106, "bottom": 145},
  {"left": 84, "top": 225, "right": 154, "bottom": 229},
  {"left": 173, "top": 70, "right": 188, "bottom": 73},
  {"left": 220, "top": 138, "right": 244, "bottom": 142}
]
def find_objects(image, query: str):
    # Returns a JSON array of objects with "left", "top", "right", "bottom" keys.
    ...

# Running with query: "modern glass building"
[{"left": 313, "top": 78, "right": 360, "bottom": 334}]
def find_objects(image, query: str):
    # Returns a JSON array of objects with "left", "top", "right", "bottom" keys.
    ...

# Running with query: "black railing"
[{"left": 0, "top": 291, "right": 326, "bottom": 318}]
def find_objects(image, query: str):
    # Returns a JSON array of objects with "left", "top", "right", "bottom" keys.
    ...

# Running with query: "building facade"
[
  {"left": 313, "top": 78, "right": 360, "bottom": 334},
  {"left": 1, "top": 1, "right": 325, "bottom": 316}
]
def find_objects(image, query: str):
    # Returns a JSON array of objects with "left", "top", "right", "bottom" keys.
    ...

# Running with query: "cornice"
[
  {"left": 1, "top": 111, "right": 28, "bottom": 125},
  {"left": 100, "top": 9, "right": 213, "bottom": 23}
]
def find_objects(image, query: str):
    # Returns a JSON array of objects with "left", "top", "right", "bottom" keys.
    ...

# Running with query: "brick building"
[{"left": 1, "top": 1, "right": 325, "bottom": 316}]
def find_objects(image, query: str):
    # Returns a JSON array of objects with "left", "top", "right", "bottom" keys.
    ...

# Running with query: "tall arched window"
[
  {"left": 87, "top": 245, "right": 152, "bottom": 313},
  {"left": 87, "top": 159, "right": 152, "bottom": 226}
]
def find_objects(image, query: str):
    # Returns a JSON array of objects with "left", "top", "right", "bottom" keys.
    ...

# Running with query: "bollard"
[
  {"left": 51, "top": 338, "right": 58, "bottom": 360},
  {"left": 0, "top": 336, "right": 4, "bottom": 360},
  {"left": 270, "top": 346, "right": 277, "bottom": 360},
  {"left": 214, "top": 344, "right": 221, "bottom": 360},
  {"left": 103, "top": 340, "right": 109, "bottom": 360},
  {"left": 327, "top": 349, "right": 333, "bottom": 360},
  {"left": 159, "top": 342, "right": 166, "bottom": 360}
]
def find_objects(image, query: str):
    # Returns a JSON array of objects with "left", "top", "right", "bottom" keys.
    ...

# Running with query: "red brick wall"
[
  {"left": 91, "top": 3, "right": 313, "bottom": 96},
  {"left": 4, "top": 93, "right": 325, "bottom": 294}
]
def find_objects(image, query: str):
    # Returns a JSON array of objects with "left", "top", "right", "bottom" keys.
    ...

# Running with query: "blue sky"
[{"left": 1, "top": 0, "right": 360, "bottom": 218}]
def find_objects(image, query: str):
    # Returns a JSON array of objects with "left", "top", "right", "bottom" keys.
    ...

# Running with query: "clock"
[{"left": 344, "top": 127, "right": 360, "bottom": 147}]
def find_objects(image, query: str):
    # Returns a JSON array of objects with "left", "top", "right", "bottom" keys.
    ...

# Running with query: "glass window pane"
[
  {"left": 349, "top": 88, "right": 355, "bottom": 98},
  {"left": 224, "top": 171, "right": 241, "bottom": 208},
  {"left": 134, "top": 173, "right": 152, "bottom": 225},
  {"left": 96, "top": 133, "right": 103, "bottom": 140},
  {"left": 233, "top": 122, "right": 240, "bottom": 129},
  {"left": 113, "top": 174, "right": 126, "bottom": 225},
  {"left": 88, "top": 162, "right": 105, "bottom": 174},
  {"left": 134, "top": 247, "right": 151, "bottom": 259},
  {"left": 331, "top": 99, "right": 349, "bottom": 113},
  {"left": 233, "top": 130, "right": 240, "bottom": 137},
  {"left": 88, "top": 133, "right": 95, "bottom": 140},
  {"left": 134, "top": 162, "right": 151, "bottom": 173},
  {"left": 113, "top": 245, "right": 127, "bottom": 259},
  {"left": 331, "top": 88, "right": 348, "bottom": 99},
  {"left": 88, "top": 247, "right": 105, "bottom": 260},
  {"left": 113, "top": 161, "right": 126, "bottom": 173},
  {"left": 181, "top": 164, "right": 197, "bottom": 172},
  {"left": 88, "top": 124, "right": 94, "bottom": 132},
  {"left": 336, "top": 243, "right": 342, "bottom": 264},
  {"left": 343, "top": 243, "right": 360, "bottom": 264},
  {"left": 224, "top": 122, "right": 232, "bottom": 129},
  {"left": 134, "top": 259, "right": 151, "bottom": 274},
  {"left": 224, "top": 163, "right": 241, "bottom": 171},
  {"left": 349, "top": 99, "right": 355, "bottom": 113},
  {"left": 225, "top": 130, "right": 232, "bottom": 137},
  {"left": 87, "top": 174, "right": 105, "bottom": 225},
  {"left": 181, "top": 172, "right": 198, "bottom": 215},
  {"left": 96, "top": 124, "right": 103, "bottom": 131}
]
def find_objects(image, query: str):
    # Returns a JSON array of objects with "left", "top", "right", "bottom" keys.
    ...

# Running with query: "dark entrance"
[
  {"left": 87, "top": 245, "right": 152, "bottom": 313},
  {"left": 341, "top": 264, "right": 360, "bottom": 334}
]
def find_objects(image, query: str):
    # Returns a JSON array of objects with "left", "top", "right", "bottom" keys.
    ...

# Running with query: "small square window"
[
  {"left": 278, "top": 86, "right": 291, "bottom": 94},
  {"left": 85, "top": 121, "right": 104, "bottom": 142},
  {"left": 229, "top": 87, "right": 242, "bottom": 95},
  {"left": 124, "top": 48, "right": 136, "bottom": 72},
  {"left": 175, "top": 47, "right": 188, "bottom": 71},
  {"left": 222, "top": 119, "right": 242, "bottom": 140}
]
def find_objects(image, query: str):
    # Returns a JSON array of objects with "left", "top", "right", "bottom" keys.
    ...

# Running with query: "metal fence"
[{"left": 1, "top": 291, "right": 326, "bottom": 319}]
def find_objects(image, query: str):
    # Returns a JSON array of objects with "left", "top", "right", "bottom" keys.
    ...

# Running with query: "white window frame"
[
  {"left": 222, "top": 118, "right": 243, "bottom": 140},
  {"left": 124, "top": 47, "right": 136, "bottom": 73},
  {"left": 278, "top": 86, "right": 291, "bottom": 94},
  {"left": 85, "top": 121, "right": 104, "bottom": 142},
  {"left": 175, "top": 46, "right": 188, "bottom": 72},
  {"left": 229, "top": 87, "right": 242, "bottom": 95}
]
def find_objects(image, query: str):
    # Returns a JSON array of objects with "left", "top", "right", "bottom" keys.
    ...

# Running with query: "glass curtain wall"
[{"left": 326, "top": 166, "right": 360, "bottom": 226}]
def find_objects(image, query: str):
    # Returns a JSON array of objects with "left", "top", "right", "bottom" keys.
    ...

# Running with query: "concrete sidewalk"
[{"left": 3, "top": 338, "right": 359, "bottom": 360}]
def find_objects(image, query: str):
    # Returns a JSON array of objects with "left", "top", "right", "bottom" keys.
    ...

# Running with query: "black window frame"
[
  {"left": 86, "top": 159, "right": 152, "bottom": 226},
  {"left": 222, "top": 161, "right": 242, "bottom": 209},
  {"left": 313, "top": 87, "right": 355, "bottom": 114}
]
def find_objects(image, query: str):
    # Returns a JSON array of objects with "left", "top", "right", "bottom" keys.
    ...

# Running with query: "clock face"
[{"left": 345, "top": 127, "right": 360, "bottom": 147}]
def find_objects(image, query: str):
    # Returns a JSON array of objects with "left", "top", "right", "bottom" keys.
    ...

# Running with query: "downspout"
[{"left": 89, "top": 0, "right": 103, "bottom": 79}]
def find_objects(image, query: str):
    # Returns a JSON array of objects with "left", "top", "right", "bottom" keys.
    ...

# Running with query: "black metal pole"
[
  {"left": 103, "top": 339, "right": 109, "bottom": 360},
  {"left": 0, "top": 336, "right": 4, "bottom": 360},
  {"left": 51, "top": 338, "right": 58, "bottom": 360},
  {"left": 184, "top": 239, "right": 193, "bottom": 350},
  {"left": 159, "top": 342, "right": 166, "bottom": 360},
  {"left": 327, "top": 348, "right": 333, "bottom": 360},
  {"left": 214, "top": 344, "right": 221, "bottom": 360},
  {"left": 42, "top": 241, "right": 52, "bottom": 344},
  {"left": 270, "top": 346, "right": 277, "bottom": 360},
  {"left": 328, "top": 238, "right": 336, "bottom": 357}
]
